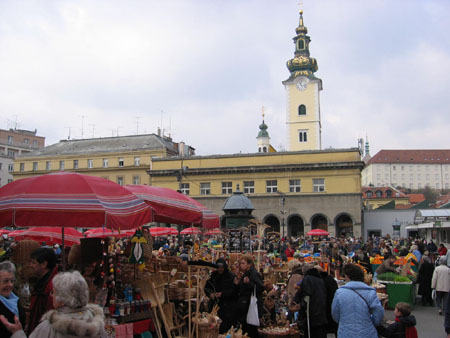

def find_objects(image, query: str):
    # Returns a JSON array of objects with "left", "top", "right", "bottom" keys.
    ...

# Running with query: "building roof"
[
  {"left": 18, "top": 134, "right": 179, "bottom": 158},
  {"left": 407, "top": 193, "right": 426, "bottom": 204},
  {"left": 367, "top": 149, "right": 450, "bottom": 165},
  {"left": 222, "top": 189, "right": 254, "bottom": 211}
]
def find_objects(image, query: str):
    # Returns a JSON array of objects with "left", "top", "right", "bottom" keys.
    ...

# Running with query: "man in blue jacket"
[{"left": 332, "top": 263, "right": 384, "bottom": 338}]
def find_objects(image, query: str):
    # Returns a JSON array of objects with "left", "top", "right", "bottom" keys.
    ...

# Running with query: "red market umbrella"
[
  {"left": 149, "top": 227, "right": 178, "bottom": 236},
  {"left": 306, "top": 229, "right": 330, "bottom": 236},
  {"left": 84, "top": 228, "right": 135, "bottom": 238},
  {"left": 0, "top": 172, "right": 152, "bottom": 230},
  {"left": 180, "top": 227, "right": 202, "bottom": 235},
  {"left": 12, "top": 227, "right": 82, "bottom": 246},
  {"left": 0, "top": 229, "right": 10, "bottom": 236},
  {"left": 7, "top": 229, "right": 25, "bottom": 237},
  {"left": 204, "top": 228, "right": 224, "bottom": 236},
  {"left": 125, "top": 185, "right": 203, "bottom": 226}
]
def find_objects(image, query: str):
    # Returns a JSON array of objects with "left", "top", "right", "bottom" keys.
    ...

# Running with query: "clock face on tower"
[{"left": 296, "top": 76, "right": 309, "bottom": 91}]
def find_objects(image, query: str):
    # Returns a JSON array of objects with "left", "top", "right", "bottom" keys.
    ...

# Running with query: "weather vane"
[{"left": 261, "top": 106, "right": 265, "bottom": 120}]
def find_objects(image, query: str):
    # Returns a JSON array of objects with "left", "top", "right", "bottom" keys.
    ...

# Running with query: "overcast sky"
[{"left": 1, "top": 0, "right": 449, "bottom": 156}]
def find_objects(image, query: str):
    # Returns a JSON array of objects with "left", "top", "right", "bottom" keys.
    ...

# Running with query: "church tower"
[
  {"left": 257, "top": 109, "right": 270, "bottom": 153},
  {"left": 283, "top": 10, "right": 322, "bottom": 151}
]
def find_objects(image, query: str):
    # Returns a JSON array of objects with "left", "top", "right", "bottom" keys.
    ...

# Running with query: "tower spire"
[
  {"left": 257, "top": 106, "right": 270, "bottom": 153},
  {"left": 283, "top": 9, "right": 318, "bottom": 82}
]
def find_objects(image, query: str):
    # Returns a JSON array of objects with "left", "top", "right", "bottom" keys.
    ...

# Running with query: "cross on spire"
[
  {"left": 262, "top": 105, "right": 265, "bottom": 120},
  {"left": 298, "top": 1, "right": 304, "bottom": 13}
]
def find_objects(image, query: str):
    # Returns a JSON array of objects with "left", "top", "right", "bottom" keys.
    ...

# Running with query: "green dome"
[{"left": 257, "top": 121, "right": 269, "bottom": 138}]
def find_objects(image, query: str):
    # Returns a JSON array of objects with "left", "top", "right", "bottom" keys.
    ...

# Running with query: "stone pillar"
[{"left": 328, "top": 224, "right": 336, "bottom": 238}]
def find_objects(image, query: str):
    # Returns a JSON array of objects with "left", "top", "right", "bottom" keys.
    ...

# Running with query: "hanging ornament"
[{"left": 128, "top": 229, "right": 147, "bottom": 264}]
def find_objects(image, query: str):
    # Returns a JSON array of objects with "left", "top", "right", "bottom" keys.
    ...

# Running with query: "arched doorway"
[
  {"left": 311, "top": 214, "right": 328, "bottom": 230},
  {"left": 287, "top": 214, "right": 304, "bottom": 237},
  {"left": 264, "top": 214, "right": 280, "bottom": 233},
  {"left": 335, "top": 213, "right": 354, "bottom": 237}
]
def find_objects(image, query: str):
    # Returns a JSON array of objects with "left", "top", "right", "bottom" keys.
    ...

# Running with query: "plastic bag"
[
  {"left": 432, "top": 289, "right": 436, "bottom": 300},
  {"left": 246, "top": 286, "right": 260, "bottom": 326}
]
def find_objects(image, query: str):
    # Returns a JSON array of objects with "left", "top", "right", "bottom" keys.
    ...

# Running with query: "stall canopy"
[
  {"left": 84, "top": 228, "right": 135, "bottom": 238},
  {"left": 148, "top": 227, "right": 178, "bottom": 236},
  {"left": 180, "top": 227, "right": 202, "bottom": 235},
  {"left": 306, "top": 229, "right": 330, "bottom": 236},
  {"left": 0, "top": 172, "right": 152, "bottom": 230},
  {"left": 125, "top": 185, "right": 219, "bottom": 228},
  {"left": 11, "top": 226, "right": 83, "bottom": 246}
]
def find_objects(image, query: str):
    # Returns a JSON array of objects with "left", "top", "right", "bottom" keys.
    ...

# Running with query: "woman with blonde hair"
[{"left": 0, "top": 271, "right": 107, "bottom": 338}]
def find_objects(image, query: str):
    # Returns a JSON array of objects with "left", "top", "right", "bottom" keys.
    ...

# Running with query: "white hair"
[
  {"left": 0, "top": 261, "right": 16, "bottom": 274},
  {"left": 53, "top": 271, "right": 89, "bottom": 308}
]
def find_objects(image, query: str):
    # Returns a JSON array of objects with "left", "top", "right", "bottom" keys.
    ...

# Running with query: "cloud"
[{"left": 0, "top": 0, "right": 449, "bottom": 157}]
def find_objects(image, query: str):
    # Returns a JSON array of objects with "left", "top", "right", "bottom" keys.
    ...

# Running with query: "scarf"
[{"left": 0, "top": 292, "right": 19, "bottom": 316}]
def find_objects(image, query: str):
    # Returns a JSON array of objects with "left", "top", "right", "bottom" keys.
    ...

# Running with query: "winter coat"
[
  {"left": 0, "top": 296, "right": 26, "bottom": 338},
  {"left": 294, "top": 268, "right": 328, "bottom": 328},
  {"left": 11, "top": 304, "right": 107, "bottom": 338},
  {"left": 320, "top": 271, "right": 338, "bottom": 334},
  {"left": 205, "top": 268, "right": 239, "bottom": 332},
  {"left": 377, "top": 315, "right": 417, "bottom": 338},
  {"left": 432, "top": 264, "right": 450, "bottom": 292},
  {"left": 418, "top": 261, "right": 434, "bottom": 296},
  {"left": 237, "top": 266, "right": 265, "bottom": 320},
  {"left": 28, "top": 266, "right": 59, "bottom": 335},
  {"left": 332, "top": 281, "right": 384, "bottom": 338}
]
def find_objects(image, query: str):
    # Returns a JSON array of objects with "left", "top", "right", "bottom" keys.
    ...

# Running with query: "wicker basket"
[
  {"left": 12, "top": 240, "right": 40, "bottom": 265},
  {"left": 198, "top": 324, "right": 219, "bottom": 338},
  {"left": 258, "top": 329, "right": 302, "bottom": 338}
]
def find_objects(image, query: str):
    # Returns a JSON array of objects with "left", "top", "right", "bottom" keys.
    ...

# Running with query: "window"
[
  {"left": 222, "top": 182, "right": 232, "bottom": 194},
  {"left": 418, "top": 183, "right": 422, "bottom": 188},
  {"left": 59, "top": 161, "right": 65, "bottom": 170},
  {"left": 409, "top": 165, "right": 413, "bottom": 171},
  {"left": 446, "top": 174, "right": 449, "bottom": 180},
  {"left": 200, "top": 182, "right": 211, "bottom": 195},
  {"left": 289, "top": 179, "right": 301, "bottom": 192},
  {"left": 393, "top": 174, "right": 397, "bottom": 180},
  {"left": 366, "top": 191, "right": 373, "bottom": 197},
  {"left": 117, "top": 176, "right": 124, "bottom": 186},
  {"left": 24, "top": 138, "right": 29, "bottom": 145},
  {"left": 7, "top": 179, "right": 12, "bottom": 184},
  {"left": 298, "top": 130, "right": 307, "bottom": 142},
  {"left": 266, "top": 180, "right": 278, "bottom": 193},
  {"left": 19, "top": 163, "right": 24, "bottom": 172},
  {"left": 385, "top": 174, "right": 389, "bottom": 180},
  {"left": 32, "top": 162, "right": 38, "bottom": 171},
  {"left": 180, "top": 183, "right": 190, "bottom": 195},
  {"left": 7, "top": 150, "right": 15, "bottom": 158},
  {"left": 297, "top": 39, "right": 305, "bottom": 49},
  {"left": 103, "top": 158, "right": 108, "bottom": 168},
  {"left": 410, "top": 183, "right": 414, "bottom": 188},
  {"left": 436, "top": 183, "right": 440, "bottom": 189},
  {"left": 426, "top": 165, "right": 429, "bottom": 171},
  {"left": 8, "top": 164, "right": 13, "bottom": 172},
  {"left": 118, "top": 158, "right": 124, "bottom": 167},
  {"left": 32, "top": 140, "right": 38, "bottom": 148},
  {"left": 313, "top": 178, "right": 325, "bottom": 192},
  {"left": 7, "top": 136, "right": 12, "bottom": 144},
  {"left": 46, "top": 161, "right": 51, "bottom": 171},
  {"left": 446, "top": 183, "right": 449, "bottom": 189},
  {"left": 244, "top": 181, "right": 254, "bottom": 194},
  {"left": 134, "top": 157, "right": 140, "bottom": 166},
  {"left": 401, "top": 166, "right": 404, "bottom": 171},
  {"left": 298, "top": 105, "right": 306, "bottom": 115},
  {"left": 377, "top": 174, "right": 381, "bottom": 180},
  {"left": 0, "top": 163, "right": 2, "bottom": 170},
  {"left": 87, "top": 159, "right": 93, "bottom": 168},
  {"left": 426, "top": 174, "right": 430, "bottom": 180},
  {"left": 410, "top": 174, "right": 413, "bottom": 180},
  {"left": 386, "top": 190, "right": 392, "bottom": 197},
  {"left": 132, "top": 175, "right": 141, "bottom": 185},
  {"left": 375, "top": 190, "right": 383, "bottom": 197},
  {"left": 73, "top": 160, "right": 79, "bottom": 169},
  {"left": 392, "top": 166, "right": 396, "bottom": 171}
]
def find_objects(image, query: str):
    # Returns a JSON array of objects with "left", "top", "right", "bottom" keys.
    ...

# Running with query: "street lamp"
[
  {"left": 277, "top": 191, "right": 286, "bottom": 238},
  {"left": 392, "top": 219, "right": 401, "bottom": 239}
]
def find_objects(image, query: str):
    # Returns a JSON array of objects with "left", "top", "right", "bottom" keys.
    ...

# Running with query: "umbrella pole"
[{"left": 61, "top": 227, "right": 65, "bottom": 271}]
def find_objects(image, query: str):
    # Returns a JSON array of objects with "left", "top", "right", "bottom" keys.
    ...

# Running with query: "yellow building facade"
[
  {"left": 149, "top": 148, "right": 364, "bottom": 237},
  {"left": 12, "top": 134, "right": 193, "bottom": 187}
]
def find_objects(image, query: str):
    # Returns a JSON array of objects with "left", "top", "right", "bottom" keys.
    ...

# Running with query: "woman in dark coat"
[
  {"left": 205, "top": 258, "right": 238, "bottom": 333},
  {"left": 234, "top": 255, "right": 265, "bottom": 338},
  {"left": 418, "top": 255, "right": 435, "bottom": 306}
]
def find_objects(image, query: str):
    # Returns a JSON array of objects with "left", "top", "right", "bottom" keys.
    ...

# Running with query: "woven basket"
[
  {"left": 198, "top": 324, "right": 219, "bottom": 338},
  {"left": 258, "top": 330, "right": 301, "bottom": 338},
  {"left": 12, "top": 240, "right": 40, "bottom": 265},
  {"left": 68, "top": 244, "right": 81, "bottom": 265}
]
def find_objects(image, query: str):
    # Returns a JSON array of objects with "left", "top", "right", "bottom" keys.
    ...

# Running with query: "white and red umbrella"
[
  {"left": 84, "top": 228, "right": 135, "bottom": 238},
  {"left": 12, "top": 226, "right": 82, "bottom": 246},
  {"left": 306, "top": 229, "right": 329, "bottom": 236},
  {"left": 148, "top": 227, "right": 178, "bottom": 236},
  {"left": 180, "top": 227, "right": 202, "bottom": 235},
  {"left": 204, "top": 228, "right": 224, "bottom": 236}
]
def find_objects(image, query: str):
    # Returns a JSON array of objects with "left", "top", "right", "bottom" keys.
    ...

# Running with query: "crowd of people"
[{"left": 0, "top": 233, "right": 450, "bottom": 337}]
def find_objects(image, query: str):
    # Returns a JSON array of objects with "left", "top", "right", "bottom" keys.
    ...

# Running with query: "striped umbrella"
[
  {"left": 12, "top": 226, "right": 82, "bottom": 246},
  {"left": 180, "top": 227, "right": 202, "bottom": 235},
  {"left": 0, "top": 172, "right": 152, "bottom": 230},
  {"left": 84, "top": 228, "right": 135, "bottom": 238},
  {"left": 125, "top": 185, "right": 203, "bottom": 226},
  {"left": 204, "top": 228, "right": 224, "bottom": 236},
  {"left": 149, "top": 227, "right": 178, "bottom": 236}
]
